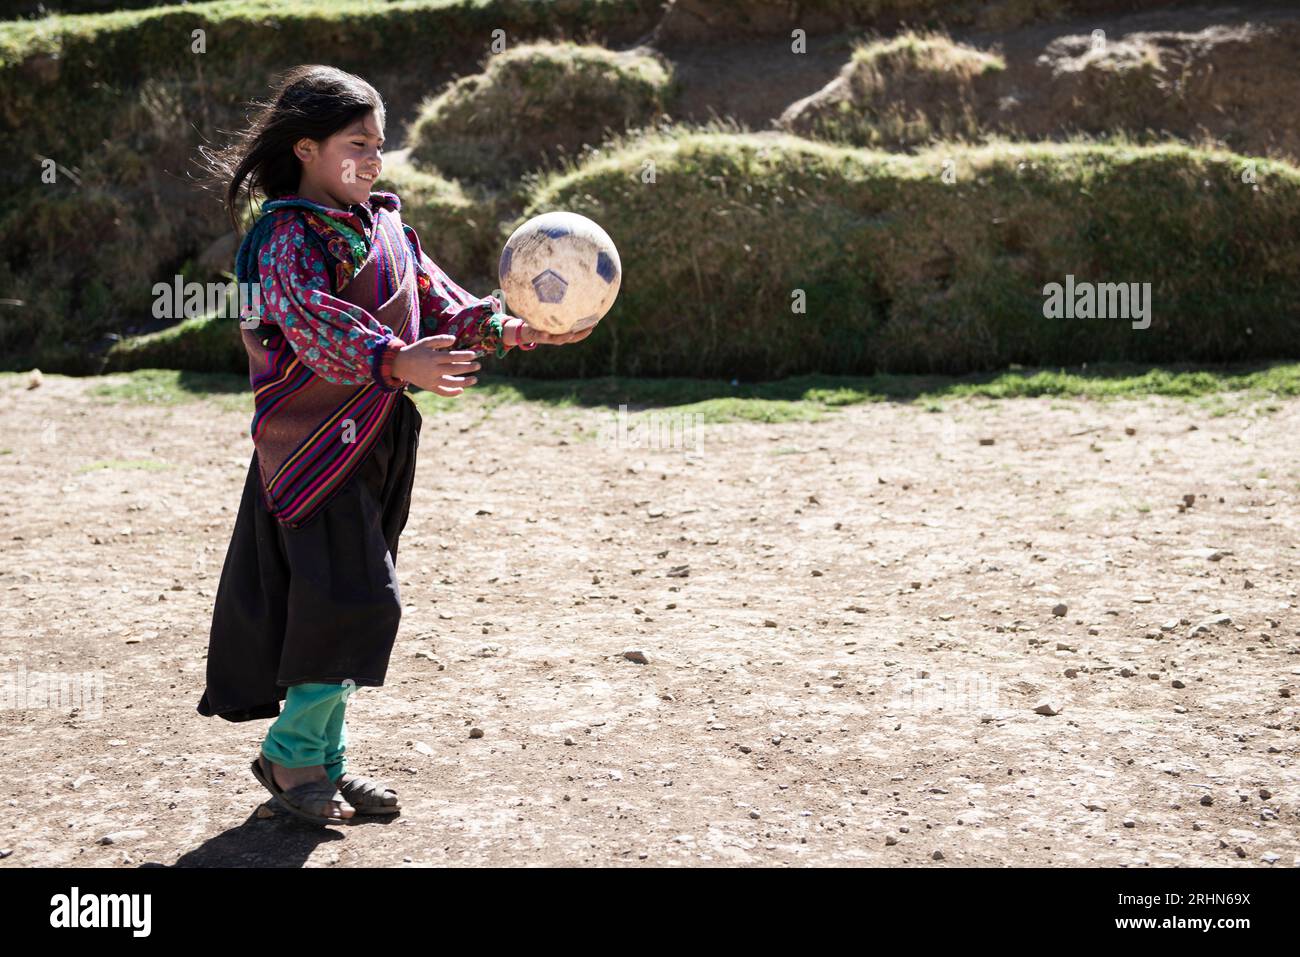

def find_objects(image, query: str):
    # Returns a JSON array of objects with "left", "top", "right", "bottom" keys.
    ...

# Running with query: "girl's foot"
[
  {"left": 264, "top": 757, "right": 355, "bottom": 820},
  {"left": 333, "top": 773, "right": 400, "bottom": 814}
]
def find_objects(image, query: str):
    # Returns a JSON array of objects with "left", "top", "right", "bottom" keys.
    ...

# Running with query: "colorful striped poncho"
[{"left": 233, "top": 191, "right": 532, "bottom": 527}]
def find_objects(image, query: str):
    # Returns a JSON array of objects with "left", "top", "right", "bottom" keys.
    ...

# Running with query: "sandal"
[
  {"left": 251, "top": 755, "right": 355, "bottom": 826},
  {"left": 334, "top": 774, "right": 400, "bottom": 815}
]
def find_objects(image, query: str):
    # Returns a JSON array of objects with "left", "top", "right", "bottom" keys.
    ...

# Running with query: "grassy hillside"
[
  {"left": 781, "top": 22, "right": 1300, "bottom": 159},
  {"left": 501, "top": 131, "right": 1300, "bottom": 378},
  {"left": 106, "top": 132, "right": 1300, "bottom": 379},
  {"left": 9, "top": 0, "right": 1298, "bottom": 380},
  {"left": 409, "top": 41, "right": 675, "bottom": 183},
  {"left": 0, "top": 0, "right": 662, "bottom": 370}
]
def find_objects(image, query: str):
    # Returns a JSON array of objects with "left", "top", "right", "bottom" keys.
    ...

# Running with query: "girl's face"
[{"left": 293, "top": 110, "right": 384, "bottom": 209}]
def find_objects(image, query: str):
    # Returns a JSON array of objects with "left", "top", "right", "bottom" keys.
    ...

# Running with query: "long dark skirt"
[{"left": 196, "top": 393, "right": 423, "bottom": 722}]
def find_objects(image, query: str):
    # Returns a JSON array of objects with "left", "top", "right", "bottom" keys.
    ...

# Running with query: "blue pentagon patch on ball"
[
  {"left": 498, "top": 245, "right": 513, "bottom": 276},
  {"left": 532, "top": 268, "right": 569, "bottom": 303},
  {"left": 596, "top": 252, "right": 617, "bottom": 284}
]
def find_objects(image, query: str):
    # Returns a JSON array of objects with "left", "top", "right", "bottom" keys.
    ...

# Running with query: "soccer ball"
[{"left": 498, "top": 211, "right": 621, "bottom": 335}]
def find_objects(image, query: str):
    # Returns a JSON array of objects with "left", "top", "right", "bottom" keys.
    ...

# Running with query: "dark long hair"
[{"left": 199, "top": 64, "right": 385, "bottom": 231}]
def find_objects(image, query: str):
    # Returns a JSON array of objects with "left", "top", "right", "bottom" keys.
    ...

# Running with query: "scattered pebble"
[
  {"left": 622, "top": 650, "right": 648, "bottom": 664},
  {"left": 1188, "top": 615, "right": 1232, "bottom": 637},
  {"left": 1033, "top": 700, "right": 1062, "bottom": 716}
]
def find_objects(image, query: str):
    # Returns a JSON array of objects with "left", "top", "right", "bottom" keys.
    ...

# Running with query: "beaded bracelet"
[{"left": 505, "top": 315, "right": 538, "bottom": 351}]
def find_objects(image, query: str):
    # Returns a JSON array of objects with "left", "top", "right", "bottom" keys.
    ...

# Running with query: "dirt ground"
[{"left": 0, "top": 373, "right": 1296, "bottom": 867}]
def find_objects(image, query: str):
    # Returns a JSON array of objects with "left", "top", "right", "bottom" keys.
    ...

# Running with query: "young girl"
[{"left": 195, "top": 64, "right": 591, "bottom": 825}]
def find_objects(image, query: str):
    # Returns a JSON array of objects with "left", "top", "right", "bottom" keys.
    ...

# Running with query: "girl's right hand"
[{"left": 391, "top": 334, "right": 481, "bottom": 396}]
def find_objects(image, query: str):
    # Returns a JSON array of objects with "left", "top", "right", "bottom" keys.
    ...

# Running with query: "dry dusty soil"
[{"left": 0, "top": 372, "right": 1297, "bottom": 867}]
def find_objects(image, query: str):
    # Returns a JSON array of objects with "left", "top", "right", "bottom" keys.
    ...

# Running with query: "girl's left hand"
[{"left": 517, "top": 322, "right": 596, "bottom": 347}]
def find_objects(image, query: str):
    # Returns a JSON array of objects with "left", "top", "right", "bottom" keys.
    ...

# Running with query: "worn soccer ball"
[{"left": 498, "top": 211, "right": 621, "bottom": 335}]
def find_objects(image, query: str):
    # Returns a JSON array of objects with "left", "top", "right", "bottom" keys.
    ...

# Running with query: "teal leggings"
[{"left": 261, "top": 682, "right": 353, "bottom": 783}]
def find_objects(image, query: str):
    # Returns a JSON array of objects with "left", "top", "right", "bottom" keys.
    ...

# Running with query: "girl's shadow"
[{"left": 166, "top": 801, "right": 399, "bottom": 868}]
